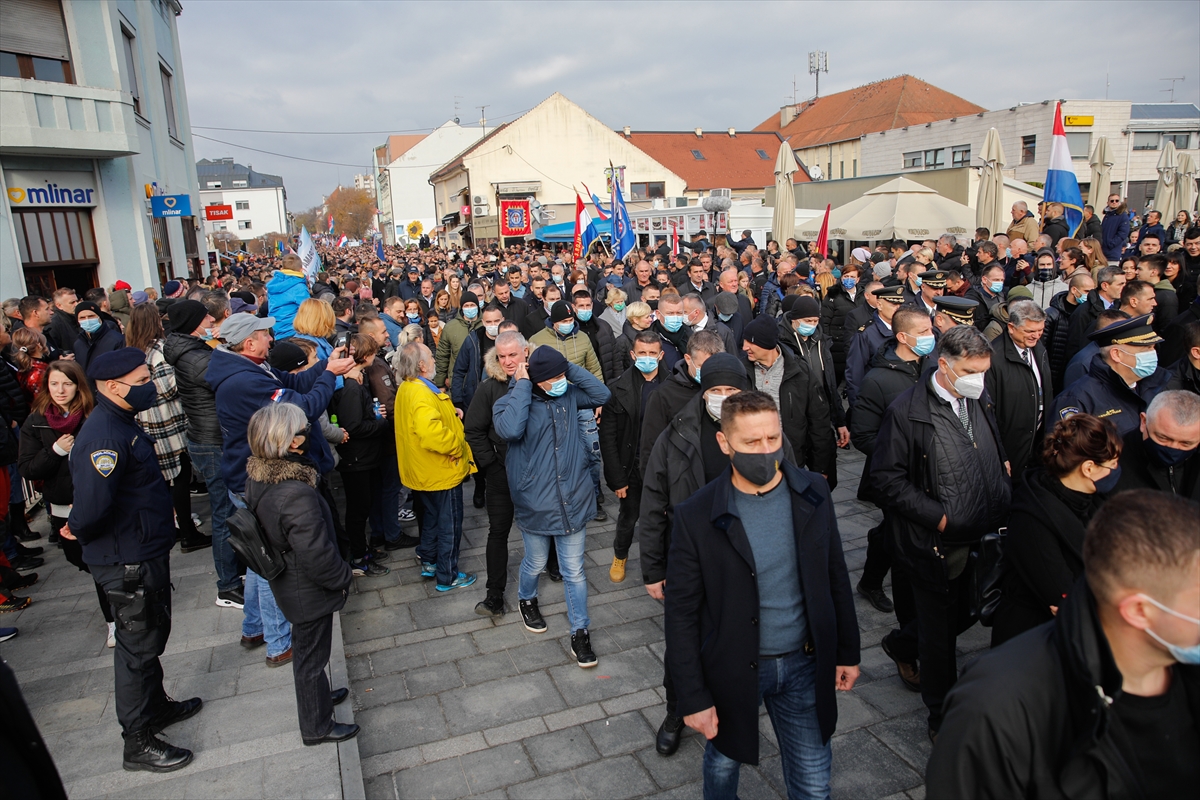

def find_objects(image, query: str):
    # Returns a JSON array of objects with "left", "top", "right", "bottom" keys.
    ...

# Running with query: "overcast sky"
[{"left": 179, "top": 0, "right": 1200, "bottom": 209}]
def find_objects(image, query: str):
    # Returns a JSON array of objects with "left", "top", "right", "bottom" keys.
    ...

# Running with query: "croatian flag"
[
  {"left": 327, "top": 214, "right": 335, "bottom": 234},
  {"left": 609, "top": 171, "right": 636, "bottom": 261},
  {"left": 337, "top": 234, "right": 348, "bottom": 248},
  {"left": 1045, "top": 102, "right": 1084, "bottom": 238},
  {"left": 572, "top": 193, "right": 599, "bottom": 261}
]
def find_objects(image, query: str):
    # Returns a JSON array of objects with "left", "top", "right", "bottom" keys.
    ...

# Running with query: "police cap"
[
  {"left": 1087, "top": 314, "right": 1164, "bottom": 347},
  {"left": 871, "top": 285, "right": 907, "bottom": 304},
  {"left": 918, "top": 270, "right": 949, "bottom": 288},
  {"left": 933, "top": 296, "right": 979, "bottom": 325},
  {"left": 88, "top": 346, "right": 147, "bottom": 382}
]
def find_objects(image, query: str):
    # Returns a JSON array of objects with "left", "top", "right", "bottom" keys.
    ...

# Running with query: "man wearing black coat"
[
  {"left": 985, "top": 299, "right": 1055, "bottom": 477},
  {"left": 573, "top": 290, "right": 619, "bottom": 383},
  {"left": 779, "top": 296, "right": 848, "bottom": 485},
  {"left": 48, "top": 287, "right": 80, "bottom": 352},
  {"left": 638, "top": 330, "right": 724, "bottom": 476},
  {"left": 1065, "top": 266, "right": 1126, "bottom": 362},
  {"left": 926, "top": 492, "right": 1200, "bottom": 799},
  {"left": 1112, "top": 390, "right": 1200, "bottom": 502},
  {"left": 490, "top": 280, "right": 530, "bottom": 327},
  {"left": 665, "top": 391, "right": 859, "bottom": 798}
]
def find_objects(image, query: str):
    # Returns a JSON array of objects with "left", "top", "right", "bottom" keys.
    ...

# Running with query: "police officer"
[
  {"left": 1052, "top": 314, "right": 1171, "bottom": 438},
  {"left": 845, "top": 285, "right": 906, "bottom": 406},
  {"left": 61, "top": 347, "right": 200, "bottom": 772},
  {"left": 932, "top": 296, "right": 979, "bottom": 335},
  {"left": 905, "top": 269, "right": 948, "bottom": 318}
]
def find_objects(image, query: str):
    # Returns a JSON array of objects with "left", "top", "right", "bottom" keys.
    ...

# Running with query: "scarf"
[{"left": 46, "top": 407, "right": 83, "bottom": 435}]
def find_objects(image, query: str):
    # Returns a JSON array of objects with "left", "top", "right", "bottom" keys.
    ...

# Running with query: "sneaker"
[
  {"left": 0, "top": 595, "right": 32, "bottom": 613},
  {"left": 519, "top": 598, "right": 547, "bottom": 634},
  {"left": 0, "top": 627, "right": 18, "bottom": 643},
  {"left": 107, "top": 621, "right": 117, "bottom": 648},
  {"left": 418, "top": 560, "right": 436, "bottom": 578},
  {"left": 609, "top": 556, "right": 627, "bottom": 583},
  {"left": 398, "top": 508, "right": 416, "bottom": 525},
  {"left": 191, "top": 513, "right": 203, "bottom": 529},
  {"left": 383, "top": 534, "right": 420, "bottom": 551},
  {"left": 216, "top": 588, "right": 245, "bottom": 609},
  {"left": 351, "top": 560, "right": 390, "bottom": 577},
  {"left": 856, "top": 581, "right": 894, "bottom": 614},
  {"left": 367, "top": 547, "right": 390, "bottom": 563},
  {"left": 435, "top": 572, "right": 477, "bottom": 592},
  {"left": 571, "top": 628, "right": 598, "bottom": 668},
  {"left": 475, "top": 594, "right": 505, "bottom": 617},
  {"left": 10, "top": 572, "right": 37, "bottom": 590}
]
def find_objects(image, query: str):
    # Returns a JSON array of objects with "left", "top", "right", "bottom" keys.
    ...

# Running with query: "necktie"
[
  {"left": 1021, "top": 349, "right": 1044, "bottom": 428},
  {"left": 957, "top": 398, "right": 974, "bottom": 442}
]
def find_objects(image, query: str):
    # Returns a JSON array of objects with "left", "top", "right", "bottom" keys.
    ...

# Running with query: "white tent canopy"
[{"left": 797, "top": 177, "right": 975, "bottom": 241}]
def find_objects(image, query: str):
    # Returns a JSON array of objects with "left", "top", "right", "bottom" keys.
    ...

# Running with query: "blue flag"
[
  {"left": 375, "top": 238, "right": 386, "bottom": 263},
  {"left": 610, "top": 179, "right": 636, "bottom": 261}
]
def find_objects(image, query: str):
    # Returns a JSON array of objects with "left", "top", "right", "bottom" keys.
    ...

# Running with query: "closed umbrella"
[
  {"left": 976, "top": 127, "right": 1006, "bottom": 238},
  {"left": 1087, "top": 136, "right": 1115, "bottom": 210},
  {"left": 1174, "top": 152, "right": 1198, "bottom": 217},
  {"left": 772, "top": 140, "right": 799, "bottom": 245},
  {"left": 1154, "top": 141, "right": 1179, "bottom": 222}
]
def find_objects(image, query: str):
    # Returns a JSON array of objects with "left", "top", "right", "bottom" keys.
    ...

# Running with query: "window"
[
  {"left": 756, "top": 149, "right": 771, "bottom": 160},
  {"left": 160, "top": 65, "right": 177, "bottom": 139},
  {"left": 1133, "top": 132, "right": 1160, "bottom": 151},
  {"left": 923, "top": 148, "right": 945, "bottom": 170},
  {"left": 1021, "top": 135, "right": 1036, "bottom": 164},
  {"left": 839, "top": 161, "right": 844, "bottom": 179},
  {"left": 235, "top": 201, "right": 249, "bottom": 210},
  {"left": 206, "top": 182, "right": 222, "bottom": 188},
  {"left": 232, "top": 180, "right": 247, "bottom": 188},
  {"left": 629, "top": 182, "right": 665, "bottom": 200},
  {"left": 214, "top": 223, "right": 227, "bottom": 231},
  {"left": 903, "top": 151, "right": 923, "bottom": 169},
  {"left": 690, "top": 150, "right": 705, "bottom": 160},
  {"left": 1065, "top": 132, "right": 1091, "bottom": 159},
  {"left": 852, "top": 159, "right": 858, "bottom": 177},
  {"left": 121, "top": 27, "right": 140, "bottom": 115},
  {"left": 952, "top": 145, "right": 971, "bottom": 168},
  {"left": 1164, "top": 133, "right": 1192, "bottom": 150},
  {"left": 0, "top": 0, "right": 74, "bottom": 84},
  {"left": 13, "top": 209, "right": 97, "bottom": 265},
  {"left": 237, "top": 220, "right": 252, "bottom": 230},
  {"left": 0, "top": 50, "right": 72, "bottom": 82}
]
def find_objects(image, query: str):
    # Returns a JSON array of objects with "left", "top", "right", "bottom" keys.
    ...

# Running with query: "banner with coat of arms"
[{"left": 499, "top": 199, "right": 532, "bottom": 237}]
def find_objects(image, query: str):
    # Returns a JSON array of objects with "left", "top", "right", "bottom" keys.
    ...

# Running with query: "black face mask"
[
  {"left": 1145, "top": 436, "right": 1196, "bottom": 467},
  {"left": 730, "top": 447, "right": 783, "bottom": 487}
]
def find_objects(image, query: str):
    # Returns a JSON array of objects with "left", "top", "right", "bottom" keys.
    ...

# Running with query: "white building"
[
  {"left": 196, "top": 158, "right": 288, "bottom": 244},
  {"left": 1, "top": 0, "right": 203, "bottom": 296},
  {"left": 353, "top": 172, "right": 373, "bottom": 192},
  {"left": 373, "top": 121, "right": 491, "bottom": 245},
  {"left": 859, "top": 100, "right": 1200, "bottom": 213}
]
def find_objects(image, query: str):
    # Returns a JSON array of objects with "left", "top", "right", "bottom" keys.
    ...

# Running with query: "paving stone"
[
  {"left": 403, "top": 661, "right": 463, "bottom": 697},
  {"left": 377, "top": 582, "right": 429, "bottom": 607},
  {"left": 262, "top": 748, "right": 344, "bottom": 799},
  {"left": 525, "top": 725, "right": 604, "bottom": 773},
  {"left": 601, "top": 688, "right": 663, "bottom": 716},
  {"left": 187, "top": 683, "right": 297, "bottom": 749},
  {"left": 420, "top": 731, "right": 489, "bottom": 762},
  {"left": 343, "top": 589, "right": 383, "bottom": 613},
  {"left": 407, "top": 592, "right": 485, "bottom": 629},
  {"left": 456, "top": 649, "right": 518, "bottom": 684},
  {"left": 634, "top": 737, "right": 706, "bottom": 789},
  {"left": 855, "top": 677, "right": 928, "bottom": 718},
  {"left": 362, "top": 773, "right": 397, "bottom": 800},
  {"left": 548, "top": 646, "right": 663, "bottom": 704},
  {"left": 570, "top": 754, "right": 658, "bottom": 799},
  {"left": 33, "top": 694, "right": 110, "bottom": 734},
  {"left": 585, "top": 709, "right": 657, "bottom": 757},
  {"left": 354, "top": 672, "right": 410, "bottom": 709},
  {"left": 543, "top": 702, "right": 606, "bottom": 731},
  {"left": 836, "top": 688, "right": 886, "bottom": 731},
  {"left": 367, "top": 643, "right": 427, "bottom": 676},
  {"left": 392, "top": 757, "right": 471, "bottom": 799},
  {"left": 421, "top": 633, "right": 479, "bottom": 665},
  {"left": 460, "top": 741, "right": 537, "bottom": 794},
  {"left": 867, "top": 708, "right": 935, "bottom": 775},
  {"left": 506, "top": 771, "right": 587, "bottom": 800},
  {"left": 341, "top": 606, "right": 416, "bottom": 644},
  {"left": 830, "top": 728, "right": 923, "bottom": 799},
  {"left": 602, "top": 618, "right": 665, "bottom": 651},
  {"left": 608, "top": 595, "right": 668, "bottom": 623},
  {"left": 508, "top": 638, "right": 571, "bottom": 672},
  {"left": 346, "top": 654, "right": 373, "bottom": 681},
  {"left": 440, "top": 671, "right": 566, "bottom": 735},
  {"left": 168, "top": 666, "right": 240, "bottom": 703},
  {"left": 471, "top": 620, "right": 533, "bottom": 653},
  {"left": 355, "top": 694, "right": 447, "bottom": 758},
  {"left": 482, "top": 716, "right": 549, "bottom": 747}
]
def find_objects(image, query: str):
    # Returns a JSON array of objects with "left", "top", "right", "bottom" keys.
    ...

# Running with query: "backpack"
[{"left": 226, "top": 503, "right": 286, "bottom": 580}]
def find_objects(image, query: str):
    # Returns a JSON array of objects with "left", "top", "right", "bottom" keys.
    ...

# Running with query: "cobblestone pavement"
[{"left": 346, "top": 449, "right": 991, "bottom": 800}]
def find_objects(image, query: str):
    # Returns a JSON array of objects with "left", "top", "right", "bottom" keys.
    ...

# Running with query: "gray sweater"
[{"left": 733, "top": 482, "right": 809, "bottom": 655}]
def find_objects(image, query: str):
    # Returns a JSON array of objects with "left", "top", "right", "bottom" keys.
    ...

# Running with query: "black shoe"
[
  {"left": 383, "top": 534, "right": 420, "bottom": 551},
  {"left": 14, "top": 542, "right": 44, "bottom": 557},
  {"left": 593, "top": 507, "right": 608, "bottom": 522},
  {"left": 546, "top": 566, "right": 563, "bottom": 583},
  {"left": 9, "top": 572, "right": 37, "bottom": 590},
  {"left": 475, "top": 594, "right": 505, "bottom": 617},
  {"left": 179, "top": 534, "right": 213, "bottom": 554},
  {"left": 519, "top": 598, "right": 547, "bottom": 634},
  {"left": 331, "top": 687, "right": 349, "bottom": 706},
  {"left": 216, "top": 588, "right": 245, "bottom": 609},
  {"left": 122, "top": 729, "right": 194, "bottom": 772},
  {"left": 303, "top": 722, "right": 360, "bottom": 746},
  {"left": 881, "top": 634, "right": 921, "bottom": 692},
  {"left": 571, "top": 628, "right": 598, "bottom": 668},
  {"left": 473, "top": 489, "right": 486, "bottom": 509},
  {"left": 149, "top": 696, "right": 203, "bottom": 734},
  {"left": 12, "top": 555, "right": 43, "bottom": 571},
  {"left": 13, "top": 527, "right": 41, "bottom": 543},
  {"left": 47, "top": 531, "right": 61, "bottom": 545},
  {"left": 857, "top": 582, "right": 894, "bottom": 613},
  {"left": 656, "top": 713, "right": 684, "bottom": 756}
]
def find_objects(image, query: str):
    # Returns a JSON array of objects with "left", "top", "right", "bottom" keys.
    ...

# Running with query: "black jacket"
[
  {"left": 1065, "top": 290, "right": 1109, "bottom": 363},
  {"left": 1113, "top": 428, "right": 1200, "bottom": 502},
  {"left": 966, "top": 285, "right": 1005, "bottom": 332},
  {"left": 664, "top": 462, "right": 859, "bottom": 765},
  {"left": 17, "top": 411, "right": 78, "bottom": 506},
  {"left": 845, "top": 313, "right": 892, "bottom": 406},
  {"left": 578, "top": 316, "right": 619, "bottom": 383},
  {"left": 599, "top": 365, "right": 660, "bottom": 490},
  {"left": 1160, "top": 297, "right": 1200, "bottom": 366},
  {"left": 162, "top": 331, "right": 221, "bottom": 445},
  {"left": 493, "top": 295, "right": 530, "bottom": 327},
  {"left": 927, "top": 580, "right": 1200, "bottom": 800},
  {"left": 819, "top": 284, "right": 864, "bottom": 380},
  {"left": 331, "top": 375, "right": 391, "bottom": 472},
  {"left": 245, "top": 457, "right": 351, "bottom": 624},
  {"left": 1045, "top": 290, "right": 1079, "bottom": 389},
  {"left": 1043, "top": 215, "right": 1069, "bottom": 247},
  {"left": 0, "top": 358, "right": 29, "bottom": 428},
  {"left": 1081, "top": 213, "right": 1103, "bottom": 241},
  {"left": 749, "top": 349, "right": 835, "bottom": 478},
  {"left": 986, "top": 330, "right": 1055, "bottom": 476},
  {"left": 462, "top": 350, "right": 511, "bottom": 474},
  {"left": 638, "top": 358, "right": 699, "bottom": 476},
  {"left": 850, "top": 342, "right": 925, "bottom": 503},
  {"left": 72, "top": 321, "right": 125, "bottom": 374},
  {"left": 47, "top": 308, "right": 79, "bottom": 353},
  {"left": 1167, "top": 356, "right": 1200, "bottom": 395}
]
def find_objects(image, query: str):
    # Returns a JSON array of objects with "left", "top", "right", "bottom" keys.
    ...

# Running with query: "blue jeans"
[
  {"left": 414, "top": 483, "right": 464, "bottom": 586},
  {"left": 518, "top": 528, "right": 589, "bottom": 632},
  {"left": 368, "top": 462, "right": 402, "bottom": 544},
  {"left": 702, "top": 651, "right": 830, "bottom": 800},
  {"left": 242, "top": 569, "right": 292, "bottom": 658},
  {"left": 577, "top": 410, "right": 602, "bottom": 497},
  {"left": 189, "top": 441, "right": 240, "bottom": 592}
]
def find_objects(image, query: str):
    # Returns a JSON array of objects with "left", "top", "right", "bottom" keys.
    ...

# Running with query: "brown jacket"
[{"left": 1006, "top": 213, "right": 1040, "bottom": 246}]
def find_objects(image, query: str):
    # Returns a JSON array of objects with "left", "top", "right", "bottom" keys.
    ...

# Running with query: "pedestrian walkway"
[{"left": 0, "top": 493, "right": 363, "bottom": 800}]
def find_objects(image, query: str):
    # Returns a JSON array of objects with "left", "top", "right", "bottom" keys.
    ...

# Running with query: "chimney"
[
  {"left": 623, "top": 126, "right": 631, "bottom": 138},
  {"left": 780, "top": 105, "right": 796, "bottom": 127},
  {"left": 727, "top": 127, "right": 736, "bottom": 137},
  {"left": 694, "top": 127, "right": 703, "bottom": 138}
]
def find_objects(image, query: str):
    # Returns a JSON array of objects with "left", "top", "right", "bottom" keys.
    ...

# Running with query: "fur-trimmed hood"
[
  {"left": 484, "top": 347, "right": 509, "bottom": 382},
  {"left": 246, "top": 456, "right": 319, "bottom": 487}
]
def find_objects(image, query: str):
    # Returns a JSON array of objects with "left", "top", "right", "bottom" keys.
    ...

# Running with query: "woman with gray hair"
[{"left": 244, "top": 402, "right": 358, "bottom": 746}]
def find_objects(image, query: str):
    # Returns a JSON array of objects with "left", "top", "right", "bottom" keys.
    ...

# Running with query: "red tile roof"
[
  {"left": 375, "top": 134, "right": 426, "bottom": 167},
  {"left": 622, "top": 131, "right": 809, "bottom": 190},
  {"left": 754, "top": 75, "right": 985, "bottom": 149}
]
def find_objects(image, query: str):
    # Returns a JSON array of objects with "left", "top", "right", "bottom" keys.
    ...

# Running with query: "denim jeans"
[
  {"left": 414, "top": 483, "right": 464, "bottom": 586},
  {"left": 368, "top": 462, "right": 402, "bottom": 544},
  {"left": 242, "top": 569, "right": 292, "bottom": 658},
  {"left": 702, "top": 651, "right": 830, "bottom": 800},
  {"left": 577, "top": 409, "right": 602, "bottom": 497},
  {"left": 189, "top": 441, "right": 240, "bottom": 592},
  {"left": 518, "top": 528, "right": 589, "bottom": 632}
]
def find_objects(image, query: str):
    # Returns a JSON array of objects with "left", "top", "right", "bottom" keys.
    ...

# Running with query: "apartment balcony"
[{"left": 0, "top": 77, "right": 140, "bottom": 158}]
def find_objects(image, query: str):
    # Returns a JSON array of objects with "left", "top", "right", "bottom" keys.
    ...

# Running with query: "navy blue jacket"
[
  {"left": 1100, "top": 211, "right": 1130, "bottom": 262},
  {"left": 1052, "top": 353, "right": 1170, "bottom": 438},
  {"left": 72, "top": 321, "right": 125, "bottom": 374},
  {"left": 844, "top": 313, "right": 892, "bottom": 407},
  {"left": 206, "top": 347, "right": 336, "bottom": 493},
  {"left": 67, "top": 395, "right": 175, "bottom": 565},
  {"left": 451, "top": 328, "right": 489, "bottom": 410}
]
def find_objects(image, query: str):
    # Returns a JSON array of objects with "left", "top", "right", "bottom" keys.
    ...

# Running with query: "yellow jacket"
[{"left": 395, "top": 378, "right": 475, "bottom": 491}]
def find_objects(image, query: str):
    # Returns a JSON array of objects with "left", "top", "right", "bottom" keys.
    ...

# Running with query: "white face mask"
[
  {"left": 946, "top": 362, "right": 986, "bottom": 399},
  {"left": 705, "top": 393, "right": 727, "bottom": 421}
]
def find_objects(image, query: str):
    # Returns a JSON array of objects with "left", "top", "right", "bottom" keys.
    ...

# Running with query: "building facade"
[
  {"left": 858, "top": 100, "right": 1200, "bottom": 213},
  {"left": 197, "top": 157, "right": 288, "bottom": 246},
  {"left": 1, "top": 0, "right": 202, "bottom": 297}
]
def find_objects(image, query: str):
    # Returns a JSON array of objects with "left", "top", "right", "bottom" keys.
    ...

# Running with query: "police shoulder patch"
[
  {"left": 91, "top": 449, "right": 118, "bottom": 477},
  {"left": 1059, "top": 406, "right": 1081, "bottom": 421}
]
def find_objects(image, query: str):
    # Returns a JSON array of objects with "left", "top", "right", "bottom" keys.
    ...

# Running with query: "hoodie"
[{"left": 266, "top": 270, "right": 311, "bottom": 340}]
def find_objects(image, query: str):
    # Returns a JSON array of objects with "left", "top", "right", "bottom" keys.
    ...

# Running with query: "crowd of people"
[{"left": 0, "top": 192, "right": 1197, "bottom": 798}]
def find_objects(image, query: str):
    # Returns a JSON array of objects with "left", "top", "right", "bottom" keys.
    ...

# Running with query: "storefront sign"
[
  {"left": 151, "top": 194, "right": 193, "bottom": 218},
  {"left": 5, "top": 170, "right": 97, "bottom": 207},
  {"left": 1063, "top": 116, "right": 1094, "bottom": 127},
  {"left": 204, "top": 204, "right": 233, "bottom": 220}
]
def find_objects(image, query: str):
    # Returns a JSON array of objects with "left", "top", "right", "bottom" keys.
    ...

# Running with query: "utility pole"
[
  {"left": 477, "top": 105, "right": 489, "bottom": 128},
  {"left": 809, "top": 51, "right": 828, "bottom": 98},
  {"left": 1159, "top": 76, "right": 1185, "bottom": 102}
]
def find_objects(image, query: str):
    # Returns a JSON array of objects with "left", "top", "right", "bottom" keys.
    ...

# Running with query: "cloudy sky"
[{"left": 179, "top": 0, "right": 1200, "bottom": 209}]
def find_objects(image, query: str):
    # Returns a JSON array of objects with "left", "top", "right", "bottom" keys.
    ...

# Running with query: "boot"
[
  {"left": 656, "top": 712, "right": 684, "bottom": 756},
  {"left": 122, "top": 728, "right": 194, "bottom": 773}
]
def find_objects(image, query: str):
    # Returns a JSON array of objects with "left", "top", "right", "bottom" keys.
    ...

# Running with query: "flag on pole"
[
  {"left": 375, "top": 238, "right": 386, "bottom": 263},
  {"left": 609, "top": 168, "right": 636, "bottom": 261},
  {"left": 572, "top": 193, "right": 599, "bottom": 261},
  {"left": 813, "top": 204, "right": 831, "bottom": 257},
  {"left": 275, "top": 240, "right": 284, "bottom": 256},
  {"left": 297, "top": 226, "right": 321, "bottom": 283},
  {"left": 670, "top": 223, "right": 679, "bottom": 257},
  {"left": 1045, "top": 102, "right": 1084, "bottom": 237},
  {"left": 581, "top": 183, "right": 610, "bottom": 220},
  {"left": 327, "top": 214, "right": 335, "bottom": 234},
  {"left": 336, "top": 234, "right": 348, "bottom": 247}
]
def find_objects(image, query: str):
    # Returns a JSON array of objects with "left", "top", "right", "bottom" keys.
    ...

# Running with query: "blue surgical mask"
[
  {"left": 1005, "top": 248, "right": 1012, "bottom": 258},
  {"left": 546, "top": 377, "right": 568, "bottom": 397},
  {"left": 1120, "top": 348, "right": 1158, "bottom": 379},
  {"left": 1139, "top": 594, "right": 1200, "bottom": 665},
  {"left": 692, "top": 365, "right": 701, "bottom": 384},
  {"left": 910, "top": 334, "right": 936, "bottom": 357},
  {"left": 552, "top": 274, "right": 564, "bottom": 284},
  {"left": 1092, "top": 465, "right": 1122, "bottom": 494},
  {"left": 717, "top": 312, "right": 733, "bottom": 322},
  {"left": 200, "top": 328, "right": 214, "bottom": 342},
  {"left": 634, "top": 356, "right": 660, "bottom": 374},
  {"left": 989, "top": 281, "right": 1005, "bottom": 294},
  {"left": 576, "top": 309, "right": 593, "bottom": 322},
  {"left": 842, "top": 277, "right": 857, "bottom": 290},
  {"left": 79, "top": 318, "right": 101, "bottom": 334},
  {"left": 913, "top": 276, "right": 923, "bottom": 288},
  {"left": 556, "top": 321, "right": 575, "bottom": 335},
  {"left": 406, "top": 312, "right": 421, "bottom": 322},
  {"left": 795, "top": 321, "right": 817, "bottom": 337},
  {"left": 462, "top": 305, "right": 478, "bottom": 320},
  {"left": 662, "top": 315, "right": 685, "bottom": 333}
]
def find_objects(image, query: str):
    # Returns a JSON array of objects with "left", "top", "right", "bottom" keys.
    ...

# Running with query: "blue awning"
[{"left": 531, "top": 219, "right": 613, "bottom": 243}]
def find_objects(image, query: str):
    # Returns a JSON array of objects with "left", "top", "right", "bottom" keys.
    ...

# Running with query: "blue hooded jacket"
[
  {"left": 266, "top": 270, "right": 311, "bottom": 340},
  {"left": 206, "top": 347, "right": 336, "bottom": 493}
]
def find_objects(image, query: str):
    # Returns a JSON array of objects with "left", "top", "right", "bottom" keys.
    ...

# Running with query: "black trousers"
[
  {"left": 483, "top": 464, "right": 514, "bottom": 595},
  {"left": 170, "top": 451, "right": 200, "bottom": 540},
  {"left": 340, "top": 468, "right": 377, "bottom": 561},
  {"left": 55, "top": 515, "right": 114, "bottom": 624},
  {"left": 90, "top": 554, "right": 172, "bottom": 735},
  {"left": 318, "top": 475, "right": 347, "bottom": 560},
  {"left": 899, "top": 570, "right": 974, "bottom": 731},
  {"left": 859, "top": 520, "right": 892, "bottom": 591},
  {"left": 612, "top": 482, "right": 642, "bottom": 560},
  {"left": 290, "top": 613, "right": 335, "bottom": 741},
  {"left": 663, "top": 656, "right": 677, "bottom": 717}
]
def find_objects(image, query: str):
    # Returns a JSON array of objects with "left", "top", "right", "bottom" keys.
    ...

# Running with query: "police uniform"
[
  {"left": 1051, "top": 316, "right": 1170, "bottom": 438},
  {"left": 67, "top": 348, "right": 198, "bottom": 771},
  {"left": 846, "top": 285, "right": 906, "bottom": 406},
  {"left": 904, "top": 270, "right": 948, "bottom": 319},
  {"left": 932, "top": 296, "right": 979, "bottom": 334}
]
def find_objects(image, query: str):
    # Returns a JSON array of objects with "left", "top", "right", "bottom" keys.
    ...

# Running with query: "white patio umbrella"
[
  {"left": 772, "top": 140, "right": 799, "bottom": 244},
  {"left": 1087, "top": 136, "right": 1115, "bottom": 209},
  {"left": 975, "top": 128, "right": 1006, "bottom": 238},
  {"left": 1174, "top": 152, "right": 1198, "bottom": 217},
  {"left": 796, "top": 177, "right": 975, "bottom": 241},
  {"left": 1154, "top": 141, "right": 1179, "bottom": 222}
]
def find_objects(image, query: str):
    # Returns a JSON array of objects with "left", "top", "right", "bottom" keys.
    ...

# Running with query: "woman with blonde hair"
[
  {"left": 292, "top": 299, "right": 337, "bottom": 358},
  {"left": 599, "top": 287, "right": 627, "bottom": 338},
  {"left": 446, "top": 274, "right": 463, "bottom": 310}
]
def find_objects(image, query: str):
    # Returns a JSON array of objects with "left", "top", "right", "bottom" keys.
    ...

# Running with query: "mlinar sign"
[{"left": 5, "top": 170, "right": 98, "bottom": 207}]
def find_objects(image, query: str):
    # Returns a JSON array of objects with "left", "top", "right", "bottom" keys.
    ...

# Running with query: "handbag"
[
  {"left": 968, "top": 527, "right": 1008, "bottom": 627},
  {"left": 226, "top": 499, "right": 287, "bottom": 581}
]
